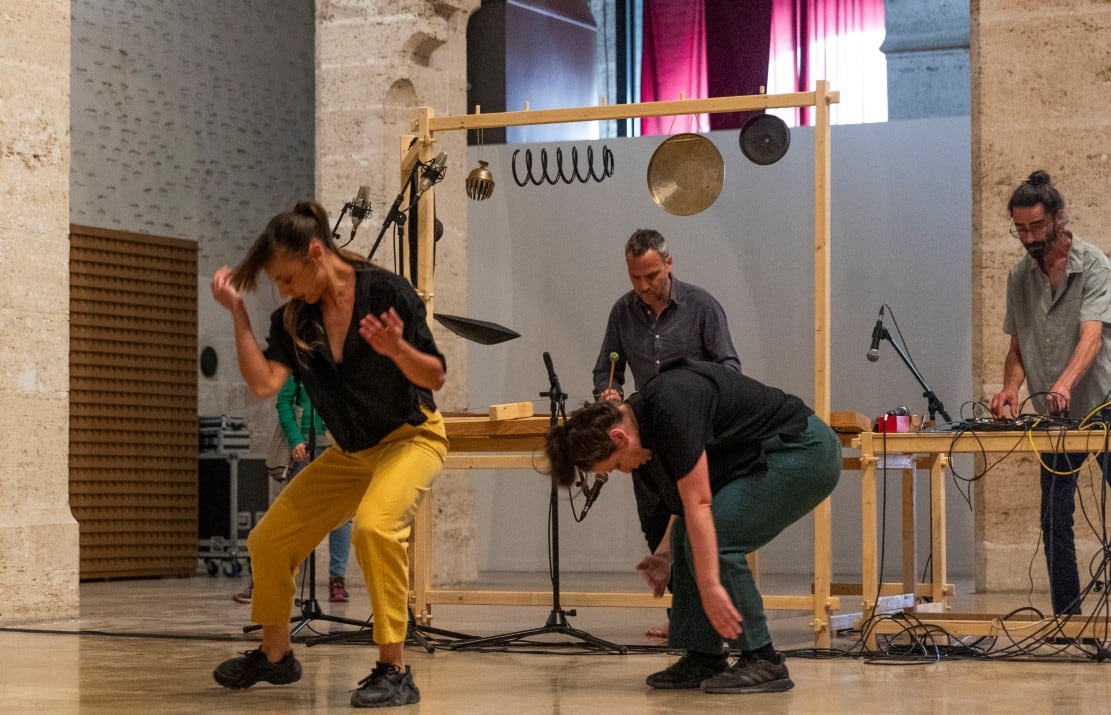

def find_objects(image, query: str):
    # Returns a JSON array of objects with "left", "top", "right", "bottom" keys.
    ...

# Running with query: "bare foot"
[{"left": 645, "top": 623, "right": 668, "bottom": 639}]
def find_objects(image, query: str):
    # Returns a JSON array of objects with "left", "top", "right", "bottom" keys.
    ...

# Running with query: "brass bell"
[{"left": 465, "top": 160, "right": 495, "bottom": 201}]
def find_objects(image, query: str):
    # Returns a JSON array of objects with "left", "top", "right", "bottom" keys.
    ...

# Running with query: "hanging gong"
[
  {"left": 646, "top": 133, "right": 724, "bottom": 216},
  {"left": 739, "top": 113, "right": 791, "bottom": 166}
]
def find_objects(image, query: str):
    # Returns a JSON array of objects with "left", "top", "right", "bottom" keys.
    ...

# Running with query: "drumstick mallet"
[{"left": 606, "top": 352, "right": 619, "bottom": 394}]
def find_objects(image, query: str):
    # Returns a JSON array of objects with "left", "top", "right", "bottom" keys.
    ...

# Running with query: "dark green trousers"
[{"left": 669, "top": 414, "right": 842, "bottom": 653}]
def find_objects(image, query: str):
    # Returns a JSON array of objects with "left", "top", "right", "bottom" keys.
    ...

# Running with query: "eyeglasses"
[{"left": 1010, "top": 219, "right": 1051, "bottom": 239}]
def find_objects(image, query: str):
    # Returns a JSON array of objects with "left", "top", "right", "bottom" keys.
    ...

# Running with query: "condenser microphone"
[
  {"left": 417, "top": 152, "right": 448, "bottom": 195},
  {"left": 866, "top": 306, "right": 885, "bottom": 362},
  {"left": 349, "top": 185, "right": 372, "bottom": 241},
  {"left": 582, "top": 473, "right": 608, "bottom": 514}
]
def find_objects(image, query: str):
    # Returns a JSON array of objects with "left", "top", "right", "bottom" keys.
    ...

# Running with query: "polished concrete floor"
[{"left": 3, "top": 569, "right": 1111, "bottom": 714}]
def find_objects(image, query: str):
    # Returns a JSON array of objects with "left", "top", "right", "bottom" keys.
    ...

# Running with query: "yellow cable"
[
  {"left": 1078, "top": 401, "right": 1111, "bottom": 429},
  {"left": 1027, "top": 417, "right": 1084, "bottom": 476}
]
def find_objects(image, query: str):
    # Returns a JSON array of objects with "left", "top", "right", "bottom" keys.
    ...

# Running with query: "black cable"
[{"left": 839, "top": 410, "right": 1111, "bottom": 665}]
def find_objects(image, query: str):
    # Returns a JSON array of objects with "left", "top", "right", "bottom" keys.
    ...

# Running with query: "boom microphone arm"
[{"left": 875, "top": 326, "right": 952, "bottom": 424}]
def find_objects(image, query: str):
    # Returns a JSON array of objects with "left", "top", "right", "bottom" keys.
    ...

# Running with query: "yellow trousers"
[{"left": 248, "top": 408, "right": 447, "bottom": 644}]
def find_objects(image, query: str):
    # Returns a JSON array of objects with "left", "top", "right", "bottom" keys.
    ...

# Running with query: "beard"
[
  {"left": 1024, "top": 241, "right": 1049, "bottom": 259},
  {"left": 1023, "top": 220, "right": 1058, "bottom": 260}
]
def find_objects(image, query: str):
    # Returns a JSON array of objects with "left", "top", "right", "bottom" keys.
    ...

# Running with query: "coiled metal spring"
[{"left": 511, "top": 145, "right": 615, "bottom": 187}]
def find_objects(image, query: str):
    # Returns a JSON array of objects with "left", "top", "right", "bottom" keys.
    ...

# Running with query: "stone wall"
[
  {"left": 70, "top": 0, "right": 316, "bottom": 439},
  {"left": 315, "top": 0, "right": 481, "bottom": 584},
  {"left": 971, "top": 1, "right": 1111, "bottom": 593},
  {"left": 883, "top": 0, "right": 970, "bottom": 119},
  {"left": 0, "top": 1, "right": 79, "bottom": 622}
]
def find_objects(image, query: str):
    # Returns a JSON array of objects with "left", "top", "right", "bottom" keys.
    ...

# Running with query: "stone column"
[
  {"left": 0, "top": 1, "right": 80, "bottom": 621},
  {"left": 315, "top": 0, "right": 481, "bottom": 585},
  {"left": 882, "top": 0, "right": 970, "bottom": 119},
  {"left": 971, "top": 1, "right": 1111, "bottom": 593}
]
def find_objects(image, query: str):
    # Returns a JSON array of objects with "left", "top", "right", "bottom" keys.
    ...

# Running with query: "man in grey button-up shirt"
[
  {"left": 990, "top": 170, "right": 1111, "bottom": 616},
  {"left": 591, "top": 228, "right": 741, "bottom": 638},
  {"left": 593, "top": 229, "right": 740, "bottom": 402}
]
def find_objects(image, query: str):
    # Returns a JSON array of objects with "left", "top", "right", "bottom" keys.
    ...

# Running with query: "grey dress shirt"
[{"left": 592, "top": 277, "right": 740, "bottom": 398}]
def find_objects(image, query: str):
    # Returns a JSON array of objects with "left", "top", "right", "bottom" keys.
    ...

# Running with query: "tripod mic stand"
[
  {"left": 303, "top": 607, "right": 477, "bottom": 653},
  {"left": 262, "top": 548, "right": 374, "bottom": 640},
  {"left": 450, "top": 353, "right": 626, "bottom": 654}
]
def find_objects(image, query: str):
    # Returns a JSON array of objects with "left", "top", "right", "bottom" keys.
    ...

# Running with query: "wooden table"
[
  {"left": 852, "top": 428, "right": 1111, "bottom": 646},
  {"left": 410, "top": 413, "right": 842, "bottom": 645}
]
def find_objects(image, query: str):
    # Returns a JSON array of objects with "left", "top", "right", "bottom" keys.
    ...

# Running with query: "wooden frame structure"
[{"left": 404, "top": 84, "right": 841, "bottom": 647}]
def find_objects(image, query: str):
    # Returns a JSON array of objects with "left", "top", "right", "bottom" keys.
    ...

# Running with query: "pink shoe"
[{"left": 329, "top": 576, "right": 349, "bottom": 603}]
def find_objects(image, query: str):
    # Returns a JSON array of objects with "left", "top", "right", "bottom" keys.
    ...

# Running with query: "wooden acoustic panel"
[{"left": 69, "top": 225, "right": 198, "bottom": 579}]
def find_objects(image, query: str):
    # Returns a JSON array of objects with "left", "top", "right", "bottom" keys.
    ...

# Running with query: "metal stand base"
[
  {"left": 302, "top": 610, "right": 477, "bottom": 653},
  {"left": 448, "top": 605, "right": 627, "bottom": 653},
  {"left": 243, "top": 552, "right": 369, "bottom": 639}
]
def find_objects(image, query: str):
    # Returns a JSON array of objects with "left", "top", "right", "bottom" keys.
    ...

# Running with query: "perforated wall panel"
[{"left": 69, "top": 225, "right": 198, "bottom": 579}]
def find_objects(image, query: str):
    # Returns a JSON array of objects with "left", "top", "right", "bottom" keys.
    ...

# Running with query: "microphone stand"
[
  {"left": 330, "top": 202, "right": 350, "bottom": 243},
  {"left": 367, "top": 163, "right": 420, "bottom": 265},
  {"left": 877, "top": 328, "right": 952, "bottom": 424},
  {"left": 367, "top": 156, "right": 442, "bottom": 269},
  {"left": 449, "top": 355, "right": 626, "bottom": 654}
]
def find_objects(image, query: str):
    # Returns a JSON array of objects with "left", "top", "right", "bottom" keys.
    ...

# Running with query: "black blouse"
[{"left": 263, "top": 264, "right": 444, "bottom": 452}]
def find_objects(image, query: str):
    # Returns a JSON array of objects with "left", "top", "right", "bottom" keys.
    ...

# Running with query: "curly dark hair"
[{"left": 544, "top": 401, "right": 623, "bottom": 487}]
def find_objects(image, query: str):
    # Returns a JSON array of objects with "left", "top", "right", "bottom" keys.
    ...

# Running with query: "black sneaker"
[
  {"left": 213, "top": 649, "right": 302, "bottom": 689},
  {"left": 350, "top": 661, "right": 420, "bottom": 708},
  {"left": 645, "top": 653, "right": 728, "bottom": 689},
  {"left": 700, "top": 652, "right": 794, "bottom": 694}
]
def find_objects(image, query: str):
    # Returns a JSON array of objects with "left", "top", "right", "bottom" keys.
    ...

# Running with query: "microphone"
[
  {"left": 582, "top": 472, "right": 608, "bottom": 514},
  {"left": 542, "top": 351, "right": 563, "bottom": 399},
  {"left": 866, "top": 306, "right": 885, "bottom": 362},
  {"left": 348, "top": 185, "right": 372, "bottom": 241},
  {"left": 417, "top": 152, "right": 448, "bottom": 195}
]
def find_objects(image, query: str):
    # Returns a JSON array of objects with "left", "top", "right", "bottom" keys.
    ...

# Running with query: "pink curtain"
[
  {"left": 640, "top": 0, "right": 707, "bottom": 135},
  {"left": 640, "top": 0, "right": 885, "bottom": 133},
  {"left": 768, "top": 0, "right": 887, "bottom": 126}
]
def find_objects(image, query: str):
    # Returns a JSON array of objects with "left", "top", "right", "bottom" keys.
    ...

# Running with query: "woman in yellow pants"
[{"left": 210, "top": 199, "right": 447, "bottom": 709}]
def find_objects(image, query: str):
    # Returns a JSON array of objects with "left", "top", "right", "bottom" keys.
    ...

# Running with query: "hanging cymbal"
[
  {"left": 739, "top": 113, "right": 791, "bottom": 166},
  {"left": 646, "top": 133, "right": 724, "bottom": 216}
]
